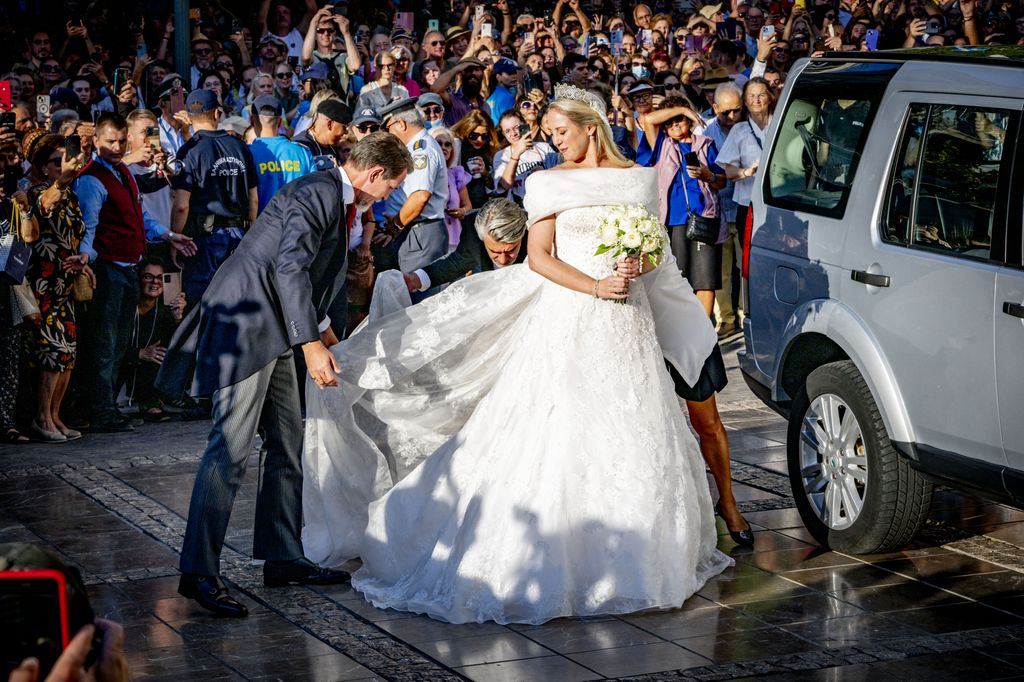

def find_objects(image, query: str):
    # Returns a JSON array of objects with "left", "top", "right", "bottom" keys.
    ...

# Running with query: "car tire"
[{"left": 787, "top": 360, "right": 932, "bottom": 554}]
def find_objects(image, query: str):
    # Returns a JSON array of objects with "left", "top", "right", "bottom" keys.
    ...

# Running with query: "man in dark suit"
[
  {"left": 157, "top": 132, "right": 413, "bottom": 617},
  {"left": 402, "top": 198, "right": 527, "bottom": 294}
]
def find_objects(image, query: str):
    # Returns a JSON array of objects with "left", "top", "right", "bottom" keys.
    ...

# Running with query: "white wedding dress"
[{"left": 301, "top": 166, "right": 733, "bottom": 625}]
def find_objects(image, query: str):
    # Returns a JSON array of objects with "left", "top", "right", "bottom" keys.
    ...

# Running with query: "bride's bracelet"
[{"left": 592, "top": 278, "right": 600, "bottom": 298}]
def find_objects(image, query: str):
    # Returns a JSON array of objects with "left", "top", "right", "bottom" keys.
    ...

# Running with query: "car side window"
[
  {"left": 765, "top": 94, "right": 874, "bottom": 217},
  {"left": 883, "top": 103, "right": 1011, "bottom": 261}
]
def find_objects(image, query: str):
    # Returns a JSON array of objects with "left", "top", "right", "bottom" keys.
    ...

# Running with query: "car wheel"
[{"left": 787, "top": 360, "right": 932, "bottom": 554}]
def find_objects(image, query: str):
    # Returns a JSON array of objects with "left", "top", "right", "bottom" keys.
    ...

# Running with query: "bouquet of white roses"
[{"left": 593, "top": 204, "right": 668, "bottom": 272}]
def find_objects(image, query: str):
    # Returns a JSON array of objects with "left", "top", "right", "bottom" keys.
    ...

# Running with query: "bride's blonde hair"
[{"left": 547, "top": 99, "right": 632, "bottom": 168}]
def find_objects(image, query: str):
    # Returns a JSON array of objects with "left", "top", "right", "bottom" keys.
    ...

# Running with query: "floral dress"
[{"left": 27, "top": 185, "right": 85, "bottom": 372}]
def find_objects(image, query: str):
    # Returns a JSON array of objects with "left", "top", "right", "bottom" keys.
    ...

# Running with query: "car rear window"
[{"left": 764, "top": 61, "right": 897, "bottom": 219}]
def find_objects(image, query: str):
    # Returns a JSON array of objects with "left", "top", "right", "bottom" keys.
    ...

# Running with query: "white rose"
[
  {"left": 622, "top": 229, "right": 643, "bottom": 249},
  {"left": 637, "top": 217, "right": 656, "bottom": 236},
  {"left": 597, "top": 222, "right": 617, "bottom": 244},
  {"left": 641, "top": 236, "right": 660, "bottom": 253}
]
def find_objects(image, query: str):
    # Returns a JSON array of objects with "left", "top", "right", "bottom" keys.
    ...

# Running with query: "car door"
[
  {"left": 842, "top": 94, "right": 1021, "bottom": 467},
  {"left": 995, "top": 153, "right": 1024, "bottom": 467}
]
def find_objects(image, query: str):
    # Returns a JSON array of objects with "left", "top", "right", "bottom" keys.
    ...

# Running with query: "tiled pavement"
[{"left": 3, "top": 339, "right": 1024, "bottom": 681}]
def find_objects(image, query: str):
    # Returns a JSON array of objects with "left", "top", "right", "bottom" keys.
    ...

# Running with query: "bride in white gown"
[{"left": 301, "top": 92, "right": 733, "bottom": 625}]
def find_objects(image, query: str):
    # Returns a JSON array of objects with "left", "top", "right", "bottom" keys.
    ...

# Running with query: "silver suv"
[{"left": 740, "top": 47, "right": 1024, "bottom": 554}]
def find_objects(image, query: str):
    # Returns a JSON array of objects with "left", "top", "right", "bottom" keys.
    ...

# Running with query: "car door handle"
[
  {"left": 1004, "top": 302, "right": 1024, "bottom": 319},
  {"left": 851, "top": 270, "right": 891, "bottom": 287}
]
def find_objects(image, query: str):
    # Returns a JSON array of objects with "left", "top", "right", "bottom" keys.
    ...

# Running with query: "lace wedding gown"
[{"left": 302, "top": 166, "right": 732, "bottom": 625}]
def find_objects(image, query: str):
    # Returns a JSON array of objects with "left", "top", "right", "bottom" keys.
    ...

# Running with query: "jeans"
[
  {"left": 182, "top": 227, "right": 245, "bottom": 310},
  {"left": 85, "top": 261, "right": 139, "bottom": 420}
]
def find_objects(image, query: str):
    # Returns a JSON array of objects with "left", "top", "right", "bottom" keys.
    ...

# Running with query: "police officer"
[
  {"left": 170, "top": 89, "right": 259, "bottom": 307},
  {"left": 376, "top": 97, "right": 449, "bottom": 274}
]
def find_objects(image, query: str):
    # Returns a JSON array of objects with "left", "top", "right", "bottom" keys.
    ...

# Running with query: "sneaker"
[{"left": 717, "top": 324, "right": 741, "bottom": 341}]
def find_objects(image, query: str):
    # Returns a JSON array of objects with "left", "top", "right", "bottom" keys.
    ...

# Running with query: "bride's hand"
[
  {"left": 597, "top": 274, "right": 630, "bottom": 300},
  {"left": 615, "top": 256, "right": 641, "bottom": 280}
]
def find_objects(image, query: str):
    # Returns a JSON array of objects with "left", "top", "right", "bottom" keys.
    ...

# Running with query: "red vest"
[{"left": 79, "top": 160, "right": 146, "bottom": 263}]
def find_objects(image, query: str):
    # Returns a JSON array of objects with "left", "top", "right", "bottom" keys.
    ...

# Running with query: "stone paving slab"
[{"left": 3, "top": 343, "right": 1024, "bottom": 680}]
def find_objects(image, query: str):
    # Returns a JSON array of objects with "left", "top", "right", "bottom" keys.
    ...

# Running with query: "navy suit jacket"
[{"left": 158, "top": 170, "right": 350, "bottom": 396}]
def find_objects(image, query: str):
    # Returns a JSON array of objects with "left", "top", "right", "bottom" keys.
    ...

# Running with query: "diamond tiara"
[{"left": 553, "top": 83, "right": 607, "bottom": 116}]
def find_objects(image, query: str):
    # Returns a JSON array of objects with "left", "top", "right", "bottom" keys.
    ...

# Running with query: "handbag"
[
  {"left": 0, "top": 204, "right": 32, "bottom": 285},
  {"left": 9, "top": 279, "right": 40, "bottom": 323},
  {"left": 72, "top": 271, "right": 94, "bottom": 302},
  {"left": 680, "top": 154, "right": 720, "bottom": 245}
]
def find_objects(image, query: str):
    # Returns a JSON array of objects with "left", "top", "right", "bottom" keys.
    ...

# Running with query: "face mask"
[
  {"left": 631, "top": 65, "right": 650, "bottom": 79},
  {"left": 424, "top": 118, "right": 442, "bottom": 129}
]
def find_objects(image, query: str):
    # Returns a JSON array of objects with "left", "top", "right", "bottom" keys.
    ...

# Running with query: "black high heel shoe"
[{"left": 715, "top": 501, "right": 755, "bottom": 547}]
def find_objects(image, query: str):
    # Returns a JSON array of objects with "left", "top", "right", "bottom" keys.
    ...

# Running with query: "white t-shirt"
[
  {"left": 491, "top": 142, "right": 561, "bottom": 201},
  {"left": 265, "top": 28, "right": 304, "bottom": 58}
]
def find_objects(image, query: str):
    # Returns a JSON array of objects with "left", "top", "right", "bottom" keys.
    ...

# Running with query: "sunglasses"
[
  {"left": 773, "top": 47, "right": 791, "bottom": 53},
  {"left": 430, "top": 40, "right": 446, "bottom": 46},
  {"left": 422, "top": 105, "right": 443, "bottom": 115},
  {"left": 587, "top": 65, "right": 604, "bottom": 72},
  {"left": 41, "top": 65, "right": 61, "bottom": 73},
  {"left": 194, "top": 48, "right": 213, "bottom": 56},
  {"left": 275, "top": 72, "right": 292, "bottom": 79},
  {"left": 519, "top": 100, "right": 536, "bottom": 109},
  {"left": 316, "top": 28, "right": 336, "bottom": 35},
  {"left": 355, "top": 123, "right": 379, "bottom": 132},
  {"left": 467, "top": 132, "right": 488, "bottom": 141},
  {"left": 664, "top": 82, "right": 680, "bottom": 88},
  {"left": 438, "top": 140, "right": 454, "bottom": 148},
  {"left": 720, "top": 107, "right": 743, "bottom": 115},
  {"left": 215, "top": 61, "right": 233, "bottom": 69}
]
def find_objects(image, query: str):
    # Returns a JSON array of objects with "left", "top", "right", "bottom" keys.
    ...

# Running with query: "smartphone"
[
  {"left": 684, "top": 151, "right": 700, "bottom": 166},
  {"left": 145, "top": 125, "right": 160, "bottom": 149},
  {"left": 0, "top": 111, "right": 15, "bottom": 134},
  {"left": 0, "top": 570, "right": 71, "bottom": 680},
  {"left": 162, "top": 272, "right": 181, "bottom": 305},
  {"left": 685, "top": 34, "right": 705, "bottom": 52},
  {"left": 639, "top": 28, "right": 653, "bottom": 47},
  {"left": 827, "top": 23, "right": 836, "bottom": 38},
  {"left": 395, "top": 12, "right": 414, "bottom": 32},
  {"left": 864, "top": 28, "right": 879, "bottom": 50},
  {"left": 113, "top": 67, "right": 131, "bottom": 96},
  {"left": 231, "top": 18, "right": 244, "bottom": 33},
  {"left": 428, "top": 19, "right": 439, "bottom": 31},
  {"left": 64, "top": 134, "right": 81, "bottom": 159},
  {"left": 475, "top": 4, "right": 485, "bottom": 20},
  {"left": 761, "top": 25, "right": 776, "bottom": 40},
  {"left": 0, "top": 81, "right": 10, "bottom": 111},
  {"left": 480, "top": 22, "right": 493, "bottom": 38},
  {"left": 610, "top": 28, "right": 624, "bottom": 55},
  {"left": 168, "top": 82, "right": 186, "bottom": 115},
  {"left": 717, "top": 18, "right": 738, "bottom": 39},
  {"left": 136, "top": 42, "right": 147, "bottom": 59},
  {"left": 517, "top": 123, "right": 531, "bottom": 137},
  {"left": 36, "top": 95, "right": 51, "bottom": 122},
  {"left": 524, "top": 70, "right": 543, "bottom": 92}
]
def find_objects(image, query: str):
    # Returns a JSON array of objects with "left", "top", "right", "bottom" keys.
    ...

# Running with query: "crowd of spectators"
[{"left": 0, "top": 0, "right": 1019, "bottom": 443}]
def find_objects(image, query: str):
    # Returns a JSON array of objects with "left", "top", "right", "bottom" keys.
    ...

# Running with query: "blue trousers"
[
  {"left": 84, "top": 261, "right": 139, "bottom": 419},
  {"left": 182, "top": 227, "right": 245, "bottom": 310}
]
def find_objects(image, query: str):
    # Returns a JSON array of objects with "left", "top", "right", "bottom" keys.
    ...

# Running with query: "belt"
[
  {"left": 406, "top": 217, "right": 445, "bottom": 229},
  {"left": 191, "top": 215, "right": 252, "bottom": 231}
]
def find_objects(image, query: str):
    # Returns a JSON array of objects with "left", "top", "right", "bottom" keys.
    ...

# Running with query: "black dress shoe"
[
  {"left": 264, "top": 557, "right": 351, "bottom": 587},
  {"left": 715, "top": 502, "right": 755, "bottom": 547},
  {"left": 178, "top": 574, "right": 249, "bottom": 617},
  {"left": 86, "top": 418, "right": 135, "bottom": 433}
]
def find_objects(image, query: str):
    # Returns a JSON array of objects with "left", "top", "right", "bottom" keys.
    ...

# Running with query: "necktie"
[{"left": 345, "top": 202, "right": 356, "bottom": 235}]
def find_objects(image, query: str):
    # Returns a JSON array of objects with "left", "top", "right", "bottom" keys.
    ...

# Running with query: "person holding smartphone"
[{"left": 492, "top": 110, "right": 559, "bottom": 204}]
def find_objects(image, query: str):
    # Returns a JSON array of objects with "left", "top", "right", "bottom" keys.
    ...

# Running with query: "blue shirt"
[
  {"left": 486, "top": 84, "right": 516, "bottom": 126},
  {"left": 649, "top": 130, "right": 723, "bottom": 227},
  {"left": 74, "top": 154, "right": 170, "bottom": 264},
  {"left": 249, "top": 136, "right": 314, "bottom": 213}
]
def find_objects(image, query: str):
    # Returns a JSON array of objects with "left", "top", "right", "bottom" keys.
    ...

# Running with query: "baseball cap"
[
  {"left": 352, "top": 107, "right": 381, "bottom": 126},
  {"left": 492, "top": 56, "right": 522, "bottom": 75},
  {"left": 186, "top": 89, "right": 219, "bottom": 114},
  {"left": 300, "top": 61, "right": 330, "bottom": 82},
  {"left": 699, "top": 3, "right": 724, "bottom": 19},
  {"left": 252, "top": 94, "right": 284, "bottom": 116},
  {"left": 417, "top": 92, "right": 444, "bottom": 109},
  {"left": 257, "top": 34, "right": 288, "bottom": 50}
]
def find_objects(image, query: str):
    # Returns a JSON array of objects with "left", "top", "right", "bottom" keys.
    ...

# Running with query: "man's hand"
[
  {"left": 172, "top": 110, "right": 192, "bottom": 130},
  {"left": 335, "top": 14, "right": 351, "bottom": 33},
  {"left": 303, "top": 341, "right": 340, "bottom": 388},
  {"left": 960, "top": 0, "right": 976, "bottom": 18},
  {"left": 123, "top": 145, "right": 155, "bottom": 167},
  {"left": 116, "top": 79, "right": 137, "bottom": 105},
  {"left": 907, "top": 17, "right": 926, "bottom": 37},
  {"left": 403, "top": 271, "right": 423, "bottom": 292},
  {"left": 166, "top": 232, "right": 197, "bottom": 257},
  {"left": 320, "top": 326, "right": 339, "bottom": 348},
  {"left": 140, "top": 343, "right": 166, "bottom": 364},
  {"left": 756, "top": 32, "right": 776, "bottom": 61},
  {"left": 8, "top": 620, "right": 127, "bottom": 682}
]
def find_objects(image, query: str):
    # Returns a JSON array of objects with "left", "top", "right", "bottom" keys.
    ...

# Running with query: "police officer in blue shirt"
[
  {"left": 171, "top": 89, "right": 259, "bottom": 307},
  {"left": 377, "top": 97, "right": 449, "bottom": 273}
]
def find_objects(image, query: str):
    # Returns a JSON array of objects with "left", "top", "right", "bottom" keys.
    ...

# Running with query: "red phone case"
[
  {"left": 0, "top": 570, "right": 71, "bottom": 649},
  {"left": 0, "top": 81, "right": 11, "bottom": 112}
]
